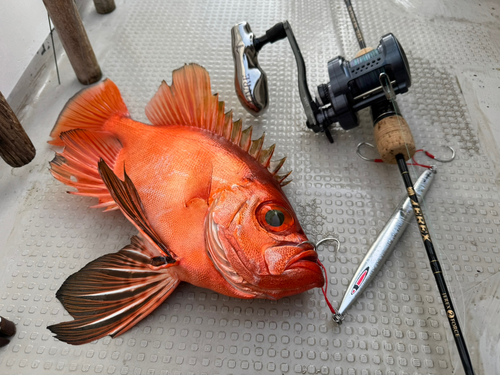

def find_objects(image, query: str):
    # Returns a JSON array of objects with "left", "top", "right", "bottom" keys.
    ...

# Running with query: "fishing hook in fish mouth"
[{"left": 298, "top": 237, "right": 340, "bottom": 253}]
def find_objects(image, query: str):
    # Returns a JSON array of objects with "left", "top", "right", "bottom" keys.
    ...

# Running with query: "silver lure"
[{"left": 332, "top": 167, "right": 436, "bottom": 324}]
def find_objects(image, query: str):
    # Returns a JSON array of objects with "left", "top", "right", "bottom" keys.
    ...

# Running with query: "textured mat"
[{"left": 0, "top": 0, "right": 499, "bottom": 374}]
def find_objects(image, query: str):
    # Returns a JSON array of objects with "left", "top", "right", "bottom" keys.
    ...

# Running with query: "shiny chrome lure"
[{"left": 333, "top": 167, "right": 436, "bottom": 323}]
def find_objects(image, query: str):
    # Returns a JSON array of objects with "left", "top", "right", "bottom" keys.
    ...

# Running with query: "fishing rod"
[
  {"left": 341, "top": 4, "right": 474, "bottom": 374},
  {"left": 231, "top": 2, "right": 475, "bottom": 373}
]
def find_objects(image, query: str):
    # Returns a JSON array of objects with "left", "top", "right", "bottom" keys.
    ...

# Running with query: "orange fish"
[{"left": 47, "top": 64, "right": 323, "bottom": 345}]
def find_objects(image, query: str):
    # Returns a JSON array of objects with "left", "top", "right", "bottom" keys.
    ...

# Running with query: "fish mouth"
[{"left": 285, "top": 250, "right": 319, "bottom": 272}]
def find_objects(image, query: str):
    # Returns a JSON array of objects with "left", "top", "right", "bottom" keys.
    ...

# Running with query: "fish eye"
[
  {"left": 265, "top": 210, "right": 285, "bottom": 227},
  {"left": 256, "top": 202, "right": 295, "bottom": 232}
]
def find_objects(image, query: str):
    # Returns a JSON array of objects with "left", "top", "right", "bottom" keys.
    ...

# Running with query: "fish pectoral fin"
[
  {"left": 98, "top": 159, "right": 176, "bottom": 262},
  {"left": 48, "top": 239, "right": 180, "bottom": 345}
]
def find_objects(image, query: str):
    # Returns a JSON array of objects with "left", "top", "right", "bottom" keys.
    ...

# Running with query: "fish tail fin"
[
  {"left": 49, "top": 79, "right": 129, "bottom": 146},
  {"left": 48, "top": 79, "right": 128, "bottom": 210},
  {"left": 49, "top": 130, "right": 122, "bottom": 210},
  {"left": 47, "top": 236, "right": 180, "bottom": 345}
]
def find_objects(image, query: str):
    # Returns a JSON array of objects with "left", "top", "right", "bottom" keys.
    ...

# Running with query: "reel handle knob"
[
  {"left": 231, "top": 22, "right": 270, "bottom": 116},
  {"left": 374, "top": 114, "right": 416, "bottom": 164}
]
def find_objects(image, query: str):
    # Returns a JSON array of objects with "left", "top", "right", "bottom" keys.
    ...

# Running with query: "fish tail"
[
  {"left": 48, "top": 236, "right": 180, "bottom": 345},
  {"left": 49, "top": 79, "right": 129, "bottom": 146},
  {"left": 49, "top": 79, "right": 128, "bottom": 210}
]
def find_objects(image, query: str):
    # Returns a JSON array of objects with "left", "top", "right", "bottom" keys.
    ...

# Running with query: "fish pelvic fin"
[
  {"left": 50, "top": 130, "right": 121, "bottom": 211},
  {"left": 145, "top": 64, "right": 290, "bottom": 185},
  {"left": 48, "top": 236, "right": 180, "bottom": 345},
  {"left": 49, "top": 79, "right": 129, "bottom": 146},
  {"left": 98, "top": 159, "right": 176, "bottom": 262}
]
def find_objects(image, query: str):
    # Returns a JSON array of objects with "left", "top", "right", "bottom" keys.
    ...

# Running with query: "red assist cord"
[
  {"left": 356, "top": 143, "right": 455, "bottom": 169},
  {"left": 371, "top": 150, "right": 433, "bottom": 169},
  {"left": 317, "top": 259, "right": 336, "bottom": 315}
]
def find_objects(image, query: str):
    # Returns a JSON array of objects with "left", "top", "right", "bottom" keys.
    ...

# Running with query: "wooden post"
[
  {"left": 93, "top": 0, "right": 116, "bottom": 14},
  {"left": 0, "top": 92, "right": 36, "bottom": 168},
  {"left": 43, "top": 0, "right": 102, "bottom": 85}
]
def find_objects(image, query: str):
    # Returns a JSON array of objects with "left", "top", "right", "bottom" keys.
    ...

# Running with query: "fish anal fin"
[
  {"left": 48, "top": 237, "right": 180, "bottom": 345},
  {"left": 98, "top": 160, "right": 176, "bottom": 262}
]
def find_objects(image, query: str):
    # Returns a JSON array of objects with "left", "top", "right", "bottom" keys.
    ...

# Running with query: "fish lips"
[
  {"left": 264, "top": 245, "right": 320, "bottom": 276},
  {"left": 284, "top": 249, "right": 321, "bottom": 273}
]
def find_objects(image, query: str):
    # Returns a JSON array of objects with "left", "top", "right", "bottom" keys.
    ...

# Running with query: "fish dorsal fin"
[{"left": 145, "top": 64, "right": 290, "bottom": 185}]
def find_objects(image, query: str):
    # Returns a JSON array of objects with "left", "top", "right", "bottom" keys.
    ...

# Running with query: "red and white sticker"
[{"left": 351, "top": 267, "right": 369, "bottom": 295}]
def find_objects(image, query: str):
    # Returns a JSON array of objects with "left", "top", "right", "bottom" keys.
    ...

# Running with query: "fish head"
[{"left": 207, "top": 180, "right": 324, "bottom": 299}]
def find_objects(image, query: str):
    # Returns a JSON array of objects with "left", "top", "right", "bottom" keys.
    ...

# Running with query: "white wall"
[{"left": 0, "top": 1, "right": 49, "bottom": 98}]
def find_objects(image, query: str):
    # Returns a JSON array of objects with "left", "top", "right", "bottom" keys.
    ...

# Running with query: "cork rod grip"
[
  {"left": 374, "top": 115, "right": 416, "bottom": 164},
  {"left": 355, "top": 47, "right": 373, "bottom": 58}
]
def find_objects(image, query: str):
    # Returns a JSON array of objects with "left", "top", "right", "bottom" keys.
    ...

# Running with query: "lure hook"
[
  {"left": 356, "top": 142, "right": 456, "bottom": 167},
  {"left": 299, "top": 237, "right": 340, "bottom": 253},
  {"left": 316, "top": 237, "right": 340, "bottom": 252},
  {"left": 299, "top": 237, "right": 340, "bottom": 316},
  {"left": 356, "top": 142, "right": 380, "bottom": 162},
  {"left": 418, "top": 145, "right": 455, "bottom": 163}
]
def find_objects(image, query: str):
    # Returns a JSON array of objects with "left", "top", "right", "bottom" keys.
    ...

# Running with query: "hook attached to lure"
[
  {"left": 356, "top": 142, "right": 455, "bottom": 168},
  {"left": 299, "top": 238, "right": 340, "bottom": 314}
]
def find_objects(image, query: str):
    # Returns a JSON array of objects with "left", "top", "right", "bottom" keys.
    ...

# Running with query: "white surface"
[{"left": 0, "top": 0, "right": 49, "bottom": 97}]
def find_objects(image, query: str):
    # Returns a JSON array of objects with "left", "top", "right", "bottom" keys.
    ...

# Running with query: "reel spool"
[{"left": 313, "top": 34, "right": 411, "bottom": 131}]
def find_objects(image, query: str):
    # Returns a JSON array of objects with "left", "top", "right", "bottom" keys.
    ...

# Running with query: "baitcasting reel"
[{"left": 231, "top": 21, "right": 411, "bottom": 142}]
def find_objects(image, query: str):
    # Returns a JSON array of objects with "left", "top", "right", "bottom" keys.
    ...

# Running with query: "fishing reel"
[{"left": 231, "top": 21, "right": 411, "bottom": 142}]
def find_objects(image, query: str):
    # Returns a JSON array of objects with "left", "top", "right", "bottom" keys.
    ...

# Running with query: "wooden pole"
[
  {"left": 43, "top": 0, "right": 102, "bottom": 85},
  {"left": 0, "top": 92, "right": 36, "bottom": 168},
  {"left": 93, "top": 0, "right": 116, "bottom": 14}
]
